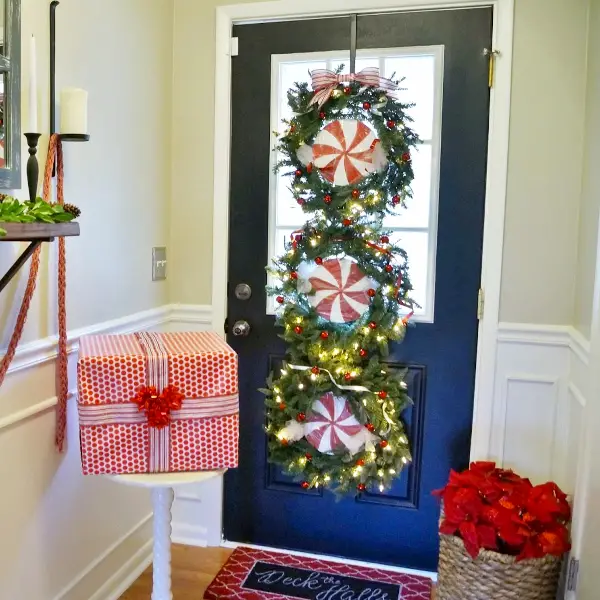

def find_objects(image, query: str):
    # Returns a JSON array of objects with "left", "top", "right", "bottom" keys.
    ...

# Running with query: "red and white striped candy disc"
[
  {"left": 305, "top": 392, "right": 363, "bottom": 454},
  {"left": 308, "top": 258, "right": 374, "bottom": 324},
  {"left": 313, "top": 119, "right": 377, "bottom": 186}
]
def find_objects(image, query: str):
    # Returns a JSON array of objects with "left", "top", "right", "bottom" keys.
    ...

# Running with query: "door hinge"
[
  {"left": 230, "top": 37, "right": 239, "bottom": 57},
  {"left": 477, "top": 288, "right": 485, "bottom": 320},
  {"left": 567, "top": 557, "right": 580, "bottom": 592},
  {"left": 483, "top": 48, "right": 500, "bottom": 88}
]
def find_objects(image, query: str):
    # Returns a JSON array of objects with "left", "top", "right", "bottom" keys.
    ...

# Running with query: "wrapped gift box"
[{"left": 77, "top": 331, "right": 239, "bottom": 475}]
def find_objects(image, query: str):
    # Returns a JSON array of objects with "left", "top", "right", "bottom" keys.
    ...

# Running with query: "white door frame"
[{"left": 212, "top": 0, "right": 514, "bottom": 463}]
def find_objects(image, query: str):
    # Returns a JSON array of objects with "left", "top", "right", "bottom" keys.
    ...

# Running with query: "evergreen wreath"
[{"left": 262, "top": 65, "right": 420, "bottom": 494}]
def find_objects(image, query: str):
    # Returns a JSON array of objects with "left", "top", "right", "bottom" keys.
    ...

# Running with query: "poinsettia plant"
[{"left": 433, "top": 462, "right": 571, "bottom": 561}]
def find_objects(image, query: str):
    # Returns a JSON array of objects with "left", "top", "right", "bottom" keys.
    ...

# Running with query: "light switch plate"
[{"left": 152, "top": 247, "right": 167, "bottom": 281}]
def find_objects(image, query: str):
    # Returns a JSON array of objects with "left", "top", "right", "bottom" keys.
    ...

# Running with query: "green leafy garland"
[
  {"left": 0, "top": 195, "right": 80, "bottom": 236},
  {"left": 263, "top": 68, "right": 420, "bottom": 495}
]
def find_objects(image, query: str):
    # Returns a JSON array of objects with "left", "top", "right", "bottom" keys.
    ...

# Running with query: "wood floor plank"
[
  {"left": 120, "top": 545, "right": 435, "bottom": 599},
  {"left": 119, "top": 545, "right": 232, "bottom": 599}
]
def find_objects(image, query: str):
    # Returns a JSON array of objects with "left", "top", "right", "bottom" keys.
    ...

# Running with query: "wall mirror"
[{"left": 0, "top": 0, "right": 20, "bottom": 189}]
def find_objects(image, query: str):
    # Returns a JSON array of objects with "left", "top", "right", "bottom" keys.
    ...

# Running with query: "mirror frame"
[{"left": 0, "top": 0, "right": 20, "bottom": 189}]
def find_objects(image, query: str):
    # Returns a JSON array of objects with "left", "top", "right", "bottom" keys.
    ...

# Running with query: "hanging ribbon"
[
  {"left": 290, "top": 364, "right": 371, "bottom": 393},
  {"left": 288, "top": 364, "right": 396, "bottom": 428},
  {"left": 309, "top": 67, "right": 397, "bottom": 109},
  {"left": 0, "top": 135, "right": 69, "bottom": 452},
  {"left": 43, "top": 134, "right": 69, "bottom": 452},
  {"left": 364, "top": 240, "right": 392, "bottom": 255}
]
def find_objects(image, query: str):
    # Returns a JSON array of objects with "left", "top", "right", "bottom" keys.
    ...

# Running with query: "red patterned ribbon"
[{"left": 309, "top": 67, "right": 397, "bottom": 109}]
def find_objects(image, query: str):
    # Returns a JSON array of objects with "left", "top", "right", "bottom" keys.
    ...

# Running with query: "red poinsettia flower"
[{"left": 434, "top": 462, "right": 571, "bottom": 561}]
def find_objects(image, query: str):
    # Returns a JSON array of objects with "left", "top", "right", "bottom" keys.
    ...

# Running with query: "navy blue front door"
[{"left": 225, "top": 9, "right": 491, "bottom": 571}]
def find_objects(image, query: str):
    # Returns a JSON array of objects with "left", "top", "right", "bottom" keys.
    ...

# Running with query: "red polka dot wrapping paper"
[
  {"left": 77, "top": 331, "right": 239, "bottom": 475},
  {"left": 204, "top": 547, "right": 433, "bottom": 600}
]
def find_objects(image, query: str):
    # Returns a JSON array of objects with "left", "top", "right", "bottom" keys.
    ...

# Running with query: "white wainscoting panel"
[
  {"left": 501, "top": 376, "right": 559, "bottom": 483},
  {"left": 493, "top": 324, "right": 571, "bottom": 489},
  {"left": 494, "top": 323, "right": 592, "bottom": 600}
]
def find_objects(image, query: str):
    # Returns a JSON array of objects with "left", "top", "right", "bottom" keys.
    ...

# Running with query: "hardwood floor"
[
  {"left": 120, "top": 545, "right": 435, "bottom": 599},
  {"left": 120, "top": 545, "right": 233, "bottom": 599}
]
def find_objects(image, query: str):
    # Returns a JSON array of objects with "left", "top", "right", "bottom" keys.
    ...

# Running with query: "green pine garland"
[
  {"left": 262, "top": 67, "right": 420, "bottom": 494},
  {"left": 0, "top": 196, "right": 78, "bottom": 236}
]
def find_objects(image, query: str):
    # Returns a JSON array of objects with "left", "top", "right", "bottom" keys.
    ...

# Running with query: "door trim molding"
[{"left": 212, "top": 0, "right": 514, "bottom": 458}]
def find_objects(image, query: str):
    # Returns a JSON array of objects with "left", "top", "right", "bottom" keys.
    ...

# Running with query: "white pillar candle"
[
  {"left": 28, "top": 35, "right": 38, "bottom": 132},
  {"left": 60, "top": 88, "right": 88, "bottom": 134}
]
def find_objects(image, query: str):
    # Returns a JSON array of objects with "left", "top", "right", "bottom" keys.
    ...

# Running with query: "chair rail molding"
[
  {"left": 0, "top": 304, "right": 213, "bottom": 430},
  {"left": 1, "top": 303, "right": 214, "bottom": 377}
]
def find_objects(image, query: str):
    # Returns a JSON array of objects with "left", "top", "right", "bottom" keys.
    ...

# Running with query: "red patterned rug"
[{"left": 204, "top": 546, "right": 433, "bottom": 599}]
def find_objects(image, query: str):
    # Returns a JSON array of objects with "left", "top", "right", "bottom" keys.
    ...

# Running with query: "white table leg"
[{"left": 151, "top": 486, "right": 174, "bottom": 600}]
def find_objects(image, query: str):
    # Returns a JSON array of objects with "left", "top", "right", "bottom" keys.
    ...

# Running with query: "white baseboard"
[
  {"left": 89, "top": 539, "right": 153, "bottom": 600},
  {"left": 171, "top": 522, "right": 210, "bottom": 547},
  {"left": 54, "top": 514, "right": 153, "bottom": 600}
]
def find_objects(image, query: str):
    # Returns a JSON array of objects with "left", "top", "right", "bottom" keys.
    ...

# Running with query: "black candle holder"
[{"left": 24, "top": 133, "right": 42, "bottom": 202}]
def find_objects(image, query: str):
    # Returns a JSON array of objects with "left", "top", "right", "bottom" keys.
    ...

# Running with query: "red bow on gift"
[
  {"left": 309, "top": 67, "right": 397, "bottom": 109},
  {"left": 132, "top": 385, "right": 185, "bottom": 429}
]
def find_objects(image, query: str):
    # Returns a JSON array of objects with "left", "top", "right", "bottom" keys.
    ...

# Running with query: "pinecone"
[{"left": 63, "top": 203, "right": 81, "bottom": 218}]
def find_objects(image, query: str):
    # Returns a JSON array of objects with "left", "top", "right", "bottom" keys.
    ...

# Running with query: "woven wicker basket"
[{"left": 437, "top": 533, "right": 563, "bottom": 600}]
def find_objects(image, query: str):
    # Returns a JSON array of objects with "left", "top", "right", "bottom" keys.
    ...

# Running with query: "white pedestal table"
[{"left": 109, "top": 470, "right": 225, "bottom": 600}]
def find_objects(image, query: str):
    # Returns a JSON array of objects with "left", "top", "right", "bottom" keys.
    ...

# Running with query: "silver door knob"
[{"left": 232, "top": 320, "right": 251, "bottom": 337}]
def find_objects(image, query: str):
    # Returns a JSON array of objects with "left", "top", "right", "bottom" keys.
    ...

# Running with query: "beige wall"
[
  {"left": 500, "top": 0, "right": 589, "bottom": 325},
  {"left": 171, "top": 0, "right": 590, "bottom": 327},
  {"left": 170, "top": 0, "right": 260, "bottom": 306},
  {"left": 575, "top": 1, "right": 600, "bottom": 338},
  {"left": 0, "top": 0, "right": 173, "bottom": 597}
]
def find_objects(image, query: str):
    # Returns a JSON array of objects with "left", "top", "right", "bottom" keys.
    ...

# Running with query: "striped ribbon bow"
[{"left": 309, "top": 67, "right": 397, "bottom": 109}]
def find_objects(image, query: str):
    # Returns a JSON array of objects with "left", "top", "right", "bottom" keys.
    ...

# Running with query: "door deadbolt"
[
  {"left": 232, "top": 320, "right": 251, "bottom": 337},
  {"left": 235, "top": 283, "right": 252, "bottom": 301}
]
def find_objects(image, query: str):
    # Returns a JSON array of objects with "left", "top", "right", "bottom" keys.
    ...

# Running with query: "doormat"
[{"left": 204, "top": 547, "right": 433, "bottom": 600}]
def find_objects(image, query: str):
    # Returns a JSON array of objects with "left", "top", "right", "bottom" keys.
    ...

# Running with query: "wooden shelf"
[
  {"left": 59, "top": 134, "right": 90, "bottom": 143},
  {"left": 0, "top": 222, "right": 80, "bottom": 241},
  {"left": 0, "top": 222, "right": 80, "bottom": 293}
]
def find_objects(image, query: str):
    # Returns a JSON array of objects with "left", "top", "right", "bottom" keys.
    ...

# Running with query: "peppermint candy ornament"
[
  {"left": 305, "top": 392, "right": 363, "bottom": 454},
  {"left": 297, "top": 119, "right": 387, "bottom": 187},
  {"left": 302, "top": 258, "right": 375, "bottom": 324}
]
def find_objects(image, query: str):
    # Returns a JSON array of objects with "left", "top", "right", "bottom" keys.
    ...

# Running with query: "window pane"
[
  {"left": 355, "top": 57, "right": 380, "bottom": 71},
  {"left": 279, "top": 61, "right": 325, "bottom": 122},
  {"left": 268, "top": 49, "right": 442, "bottom": 322},
  {"left": 384, "top": 55, "right": 435, "bottom": 140},
  {"left": 390, "top": 230, "right": 429, "bottom": 315},
  {"left": 276, "top": 170, "right": 304, "bottom": 227},
  {"left": 385, "top": 143, "right": 432, "bottom": 229}
]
